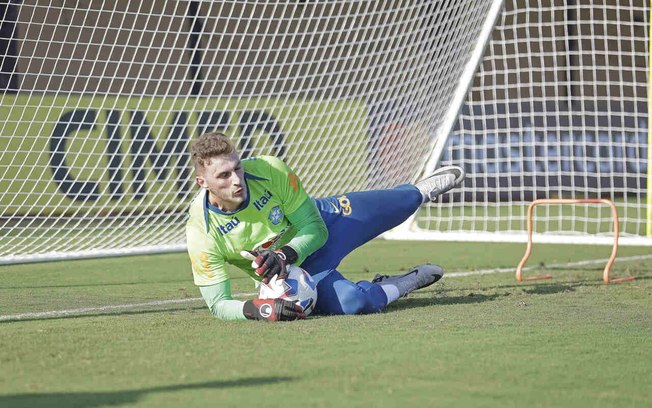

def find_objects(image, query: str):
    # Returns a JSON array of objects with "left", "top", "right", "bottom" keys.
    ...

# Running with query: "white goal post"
[{"left": 0, "top": 1, "right": 650, "bottom": 266}]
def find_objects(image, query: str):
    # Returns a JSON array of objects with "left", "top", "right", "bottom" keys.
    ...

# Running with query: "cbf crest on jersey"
[{"left": 268, "top": 206, "right": 284, "bottom": 225}]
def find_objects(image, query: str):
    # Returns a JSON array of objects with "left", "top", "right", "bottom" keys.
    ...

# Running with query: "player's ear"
[{"left": 195, "top": 176, "right": 207, "bottom": 189}]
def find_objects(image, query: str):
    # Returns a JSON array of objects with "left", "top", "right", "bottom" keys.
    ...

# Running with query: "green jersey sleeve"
[
  {"left": 199, "top": 281, "right": 247, "bottom": 321},
  {"left": 285, "top": 198, "right": 328, "bottom": 265}
]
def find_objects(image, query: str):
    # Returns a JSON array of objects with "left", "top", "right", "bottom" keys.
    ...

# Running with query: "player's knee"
[
  {"left": 334, "top": 281, "right": 367, "bottom": 314},
  {"left": 360, "top": 283, "right": 388, "bottom": 314},
  {"left": 335, "top": 281, "right": 389, "bottom": 315},
  {"left": 312, "top": 270, "right": 387, "bottom": 315}
]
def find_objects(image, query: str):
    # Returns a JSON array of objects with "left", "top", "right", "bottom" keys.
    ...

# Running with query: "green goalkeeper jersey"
[{"left": 186, "top": 155, "right": 318, "bottom": 287}]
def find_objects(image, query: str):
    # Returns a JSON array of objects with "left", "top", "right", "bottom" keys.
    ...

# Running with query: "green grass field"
[{"left": 1, "top": 240, "right": 651, "bottom": 407}]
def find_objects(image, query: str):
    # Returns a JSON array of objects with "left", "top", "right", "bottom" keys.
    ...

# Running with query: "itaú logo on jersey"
[
  {"left": 215, "top": 217, "right": 241, "bottom": 235},
  {"left": 253, "top": 190, "right": 274, "bottom": 211}
]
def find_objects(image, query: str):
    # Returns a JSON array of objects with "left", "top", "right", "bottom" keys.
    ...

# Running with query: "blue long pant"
[{"left": 300, "top": 184, "right": 422, "bottom": 315}]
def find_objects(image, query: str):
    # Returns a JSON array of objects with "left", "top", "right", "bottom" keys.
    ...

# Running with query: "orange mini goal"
[{"left": 516, "top": 198, "right": 635, "bottom": 284}]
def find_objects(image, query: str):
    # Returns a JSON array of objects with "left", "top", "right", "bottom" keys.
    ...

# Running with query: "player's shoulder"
[
  {"left": 242, "top": 155, "right": 292, "bottom": 178},
  {"left": 187, "top": 190, "right": 205, "bottom": 215},
  {"left": 186, "top": 191, "right": 207, "bottom": 229},
  {"left": 185, "top": 193, "right": 215, "bottom": 251}
]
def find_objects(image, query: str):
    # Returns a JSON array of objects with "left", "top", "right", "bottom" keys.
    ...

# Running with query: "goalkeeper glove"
[
  {"left": 240, "top": 246, "right": 299, "bottom": 284},
  {"left": 243, "top": 298, "right": 305, "bottom": 321}
]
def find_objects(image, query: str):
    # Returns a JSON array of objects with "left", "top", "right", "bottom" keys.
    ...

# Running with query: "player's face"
[{"left": 196, "top": 152, "right": 247, "bottom": 212}]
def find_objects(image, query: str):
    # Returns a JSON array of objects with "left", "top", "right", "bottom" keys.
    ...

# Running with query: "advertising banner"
[
  {"left": 441, "top": 101, "right": 648, "bottom": 201},
  {"left": 0, "top": 95, "right": 369, "bottom": 216}
]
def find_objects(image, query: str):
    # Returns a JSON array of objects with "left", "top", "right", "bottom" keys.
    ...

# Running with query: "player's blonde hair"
[{"left": 190, "top": 132, "right": 236, "bottom": 172}]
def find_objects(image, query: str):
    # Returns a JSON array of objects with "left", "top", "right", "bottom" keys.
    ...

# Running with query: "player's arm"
[
  {"left": 199, "top": 282, "right": 303, "bottom": 321},
  {"left": 188, "top": 220, "right": 303, "bottom": 321},
  {"left": 271, "top": 158, "right": 329, "bottom": 263},
  {"left": 189, "top": 235, "right": 303, "bottom": 322},
  {"left": 243, "top": 198, "right": 327, "bottom": 282},
  {"left": 284, "top": 197, "right": 328, "bottom": 265},
  {"left": 243, "top": 157, "right": 327, "bottom": 282},
  {"left": 199, "top": 280, "right": 244, "bottom": 320}
]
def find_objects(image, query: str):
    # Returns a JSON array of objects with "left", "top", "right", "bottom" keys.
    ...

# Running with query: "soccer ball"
[{"left": 258, "top": 265, "right": 318, "bottom": 316}]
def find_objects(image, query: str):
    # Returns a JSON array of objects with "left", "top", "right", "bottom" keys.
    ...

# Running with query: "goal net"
[
  {"left": 0, "top": 0, "right": 503, "bottom": 263},
  {"left": 389, "top": 0, "right": 652, "bottom": 246},
  {"left": 2, "top": 1, "right": 649, "bottom": 265}
]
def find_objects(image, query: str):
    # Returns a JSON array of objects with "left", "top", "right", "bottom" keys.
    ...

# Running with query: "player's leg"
[
  {"left": 301, "top": 166, "right": 465, "bottom": 275},
  {"left": 311, "top": 264, "right": 444, "bottom": 315},
  {"left": 302, "top": 184, "right": 422, "bottom": 274},
  {"left": 298, "top": 166, "right": 462, "bottom": 316},
  {"left": 311, "top": 269, "right": 388, "bottom": 315},
  {"left": 303, "top": 168, "right": 461, "bottom": 315}
]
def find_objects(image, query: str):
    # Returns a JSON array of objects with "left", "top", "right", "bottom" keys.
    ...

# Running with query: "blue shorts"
[{"left": 299, "top": 184, "right": 422, "bottom": 315}]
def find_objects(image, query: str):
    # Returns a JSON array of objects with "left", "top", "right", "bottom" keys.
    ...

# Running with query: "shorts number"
[{"left": 338, "top": 195, "right": 352, "bottom": 216}]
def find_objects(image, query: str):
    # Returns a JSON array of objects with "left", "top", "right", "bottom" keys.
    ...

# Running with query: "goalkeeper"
[{"left": 186, "top": 132, "right": 465, "bottom": 321}]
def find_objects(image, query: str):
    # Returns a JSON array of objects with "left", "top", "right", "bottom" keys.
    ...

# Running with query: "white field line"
[
  {"left": 2, "top": 254, "right": 651, "bottom": 322},
  {"left": 446, "top": 253, "right": 652, "bottom": 278}
]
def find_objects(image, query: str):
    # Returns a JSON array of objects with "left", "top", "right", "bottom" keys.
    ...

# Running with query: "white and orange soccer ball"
[{"left": 258, "top": 265, "right": 318, "bottom": 316}]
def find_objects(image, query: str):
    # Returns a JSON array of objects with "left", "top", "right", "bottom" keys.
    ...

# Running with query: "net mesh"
[
  {"left": 0, "top": 0, "right": 499, "bottom": 262},
  {"left": 423, "top": 0, "right": 651, "bottom": 245}
]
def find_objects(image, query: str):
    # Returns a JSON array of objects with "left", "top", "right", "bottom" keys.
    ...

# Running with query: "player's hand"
[
  {"left": 243, "top": 298, "right": 305, "bottom": 321},
  {"left": 240, "top": 247, "right": 297, "bottom": 284}
]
